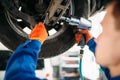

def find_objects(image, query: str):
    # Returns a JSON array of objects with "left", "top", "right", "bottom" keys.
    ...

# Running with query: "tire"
[{"left": 0, "top": 0, "right": 88, "bottom": 58}]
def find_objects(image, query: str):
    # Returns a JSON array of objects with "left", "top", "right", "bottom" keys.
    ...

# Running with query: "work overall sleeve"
[
  {"left": 87, "top": 38, "right": 111, "bottom": 80},
  {"left": 4, "top": 39, "right": 45, "bottom": 80}
]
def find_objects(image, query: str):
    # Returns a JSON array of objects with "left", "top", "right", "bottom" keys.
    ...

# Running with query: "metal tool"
[
  {"left": 60, "top": 16, "right": 92, "bottom": 80},
  {"left": 60, "top": 16, "right": 91, "bottom": 30},
  {"left": 60, "top": 16, "right": 91, "bottom": 47}
]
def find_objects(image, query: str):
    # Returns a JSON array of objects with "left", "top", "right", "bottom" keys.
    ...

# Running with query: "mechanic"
[
  {"left": 4, "top": 22, "right": 48, "bottom": 80},
  {"left": 4, "top": 0, "right": 120, "bottom": 80},
  {"left": 75, "top": 0, "right": 120, "bottom": 80}
]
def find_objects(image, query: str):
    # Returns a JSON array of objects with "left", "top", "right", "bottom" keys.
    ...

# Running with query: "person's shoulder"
[{"left": 111, "top": 76, "right": 120, "bottom": 80}]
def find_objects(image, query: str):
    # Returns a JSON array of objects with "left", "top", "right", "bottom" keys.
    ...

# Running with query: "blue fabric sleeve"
[
  {"left": 4, "top": 39, "right": 43, "bottom": 80},
  {"left": 87, "top": 38, "right": 96, "bottom": 54},
  {"left": 110, "top": 76, "right": 120, "bottom": 80}
]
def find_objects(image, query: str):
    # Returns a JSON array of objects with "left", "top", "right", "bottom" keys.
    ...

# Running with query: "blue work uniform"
[
  {"left": 4, "top": 38, "right": 120, "bottom": 80},
  {"left": 87, "top": 38, "right": 120, "bottom": 80},
  {"left": 4, "top": 40, "right": 47, "bottom": 80}
]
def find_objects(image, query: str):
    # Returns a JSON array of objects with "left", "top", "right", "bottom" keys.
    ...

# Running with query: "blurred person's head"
[{"left": 95, "top": 0, "right": 120, "bottom": 67}]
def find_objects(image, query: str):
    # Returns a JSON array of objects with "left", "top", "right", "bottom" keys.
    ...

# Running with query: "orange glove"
[
  {"left": 29, "top": 22, "right": 48, "bottom": 43},
  {"left": 75, "top": 31, "right": 83, "bottom": 44},
  {"left": 75, "top": 29, "right": 93, "bottom": 44}
]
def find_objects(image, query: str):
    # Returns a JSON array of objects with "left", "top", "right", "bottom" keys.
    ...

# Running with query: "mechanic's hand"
[
  {"left": 74, "top": 29, "right": 93, "bottom": 44},
  {"left": 29, "top": 22, "right": 48, "bottom": 43},
  {"left": 75, "top": 30, "right": 83, "bottom": 44}
]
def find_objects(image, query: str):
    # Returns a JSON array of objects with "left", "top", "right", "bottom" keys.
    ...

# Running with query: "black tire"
[{"left": 0, "top": 0, "right": 88, "bottom": 58}]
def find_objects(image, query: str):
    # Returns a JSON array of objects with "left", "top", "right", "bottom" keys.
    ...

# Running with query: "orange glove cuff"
[{"left": 29, "top": 22, "right": 48, "bottom": 43}]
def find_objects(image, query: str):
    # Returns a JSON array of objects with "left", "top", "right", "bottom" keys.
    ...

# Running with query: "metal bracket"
[{"left": 44, "top": 0, "right": 71, "bottom": 26}]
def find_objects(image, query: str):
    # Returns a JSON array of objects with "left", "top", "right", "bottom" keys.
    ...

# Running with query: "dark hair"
[{"left": 112, "top": 0, "right": 120, "bottom": 30}]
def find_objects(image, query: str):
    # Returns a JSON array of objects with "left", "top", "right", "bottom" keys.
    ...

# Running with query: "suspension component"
[{"left": 44, "top": 0, "right": 71, "bottom": 26}]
